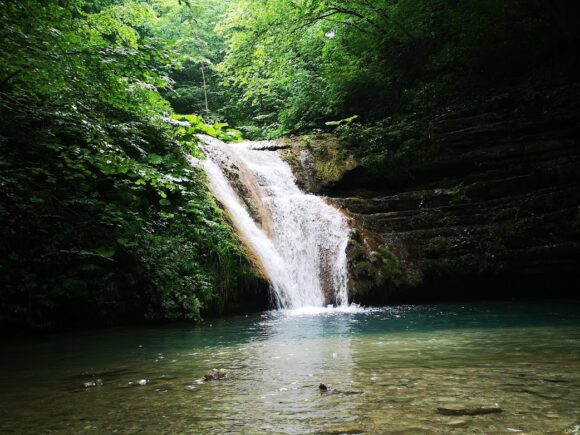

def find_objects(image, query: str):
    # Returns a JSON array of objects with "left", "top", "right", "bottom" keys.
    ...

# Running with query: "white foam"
[
  {"left": 198, "top": 135, "right": 352, "bottom": 309},
  {"left": 281, "top": 304, "right": 368, "bottom": 316}
]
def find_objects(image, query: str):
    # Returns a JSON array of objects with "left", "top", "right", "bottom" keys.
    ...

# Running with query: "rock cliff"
[{"left": 282, "top": 80, "right": 580, "bottom": 303}]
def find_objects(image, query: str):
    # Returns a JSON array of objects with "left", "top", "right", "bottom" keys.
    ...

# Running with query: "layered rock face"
[{"left": 283, "top": 84, "right": 580, "bottom": 303}]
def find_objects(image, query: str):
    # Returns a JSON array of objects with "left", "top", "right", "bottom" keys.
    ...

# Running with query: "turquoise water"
[{"left": 1, "top": 302, "right": 579, "bottom": 433}]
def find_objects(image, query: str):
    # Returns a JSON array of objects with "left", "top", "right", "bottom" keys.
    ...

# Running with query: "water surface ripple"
[{"left": 1, "top": 301, "right": 579, "bottom": 433}]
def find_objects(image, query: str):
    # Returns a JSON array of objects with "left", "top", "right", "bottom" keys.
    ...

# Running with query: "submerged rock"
[
  {"left": 318, "top": 383, "right": 363, "bottom": 396},
  {"left": 321, "top": 424, "right": 364, "bottom": 434},
  {"left": 204, "top": 368, "right": 227, "bottom": 381},
  {"left": 82, "top": 379, "right": 103, "bottom": 388},
  {"left": 437, "top": 404, "right": 502, "bottom": 416}
]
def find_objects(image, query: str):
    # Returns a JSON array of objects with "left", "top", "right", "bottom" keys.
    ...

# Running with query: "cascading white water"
[{"left": 197, "top": 135, "right": 351, "bottom": 309}]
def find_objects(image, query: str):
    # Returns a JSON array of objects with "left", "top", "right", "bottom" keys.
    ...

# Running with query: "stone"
[
  {"left": 321, "top": 424, "right": 364, "bottom": 434},
  {"left": 204, "top": 368, "right": 227, "bottom": 381},
  {"left": 82, "top": 379, "right": 103, "bottom": 388},
  {"left": 318, "top": 383, "right": 362, "bottom": 396},
  {"left": 436, "top": 403, "right": 502, "bottom": 416}
]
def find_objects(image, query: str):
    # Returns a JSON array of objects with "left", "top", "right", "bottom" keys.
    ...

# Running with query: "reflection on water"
[{"left": 0, "top": 302, "right": 579, "bottom": 433}]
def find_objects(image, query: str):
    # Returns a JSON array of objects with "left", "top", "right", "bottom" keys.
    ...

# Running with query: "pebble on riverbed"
[
  {"left": 82, "top": 379, "right": 103, "bottom": 388},
  {"left": 318, "top": 383, "right": 363, "bottom": 396},
  {"left": 436, "top": 404, "right": 502, "bottom": 416},
  {"left": 321, "top": 424, "right": 364, "bottom": 434},
  {"left": 204, "top": 368, "right": 227, "bottom": 381}
]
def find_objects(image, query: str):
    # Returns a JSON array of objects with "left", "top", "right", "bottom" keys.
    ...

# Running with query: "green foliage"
[
  {"left": 0, "top": 0, "right": 255, "bottom": 329},
  {"left": 172, "top": 114, "right": 243, "bottom": 143},
  {"left": 335, "top": 115, "right": 434, "bottom": 174},
  {"left": 376, "top": 245, "right": 403, "bottom": 282},
  {"left": 151, "top": 0, "right": 234, "bottom": 116},
  {"left": 325, "top": 115, "right": 358, "bottom": 127},
  {"left": 216, "top": 0, "right": 573, "bottom": 136}
]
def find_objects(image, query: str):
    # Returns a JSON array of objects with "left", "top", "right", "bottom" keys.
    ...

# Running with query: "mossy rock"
[
  {"left": 353, "top": 261, "right": 374, "bottom": 279},
  {"left": 424, "top": 236, "right": 453, "bottom": 258},
  {"left": 281, "top": 134, "right": 359, "bottom": 189},
  {"left": 346, "top": 239, "right": 368, "bottom": 262}
]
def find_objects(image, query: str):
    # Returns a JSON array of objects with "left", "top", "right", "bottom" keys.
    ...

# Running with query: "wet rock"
[
  {"left": 247, "top": 140, "right": 288, "bottom": 151},
  {"left": 321, "top": 424, "right": 364, "bottom": 434},
  {"left": 300, "top": 91, "right": 580, "bottom": 304},
  {"left": 128, "top": 379, "right": 149, "bottom": 386},
  {"left": 542, "top": 376, "right": 568, "bottom": 383},
  {"left": 318, "top": 383, "right": 363, "bottom": 396},
  {"left": 437, "top": 403, "right": 502, "bottom": 416},
  {"left": 204, "top": 368, "right": 227, "bottom": 381},
  {"left": 82, "top": 379, "right": 103, "bottom": 388}
]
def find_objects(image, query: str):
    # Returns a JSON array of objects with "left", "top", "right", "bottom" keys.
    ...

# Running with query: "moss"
[
  {"left": 346, "top": 239, "right": 367, "bottom": 262},
  {"left": 424, "top": 236, "right": 453, "bottom": 258},
  {"left": 376, "top": 245, "right": 403, "bottom": 281},
  {"left": 336, "top": 115, "right": 435, "bottom": 176},
  {"left": 283, "top": 133, "right": 358, "bottom": 187},
  {"left": 353, "top": 261, "right": 374, "bottom": 279},
  {"left": 312, "top": 147, "right": 358, "bottom": 185},
  {"left": 448, "top": 185, "right": 469, "bottom": 204}
]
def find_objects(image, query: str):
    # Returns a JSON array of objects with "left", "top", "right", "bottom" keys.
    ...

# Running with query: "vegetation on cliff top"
[{"left": 217, "top": 0, "right": 580, "bottom": 138}]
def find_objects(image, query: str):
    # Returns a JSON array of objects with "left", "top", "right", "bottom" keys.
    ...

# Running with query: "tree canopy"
[{"left": 216, "top": 0, "right": 579, "bottom": 136}]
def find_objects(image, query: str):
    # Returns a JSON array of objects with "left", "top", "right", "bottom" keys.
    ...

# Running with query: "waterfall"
[{"left": 197, "top": 135, "right": 351, "bottom": 309}]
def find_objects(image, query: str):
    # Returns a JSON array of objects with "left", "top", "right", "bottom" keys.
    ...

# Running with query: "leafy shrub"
[{"left": 0, "top": 0, "right": 257, "bottom": 329}]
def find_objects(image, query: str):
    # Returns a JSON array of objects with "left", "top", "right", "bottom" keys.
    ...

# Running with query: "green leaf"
[
  {"left": 95, "top": 246, "right": 116, "bottom": 258},
  {"left": 117, "top": 237, "right": 137, "bottom": 248},
  {"left": 148, "top": 154, "right": 163, "bottom": 164}
]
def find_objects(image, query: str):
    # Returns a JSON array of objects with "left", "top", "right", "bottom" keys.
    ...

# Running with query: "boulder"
[{"left": 437, "top": 404, "right": 502, "bottom": 416}]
